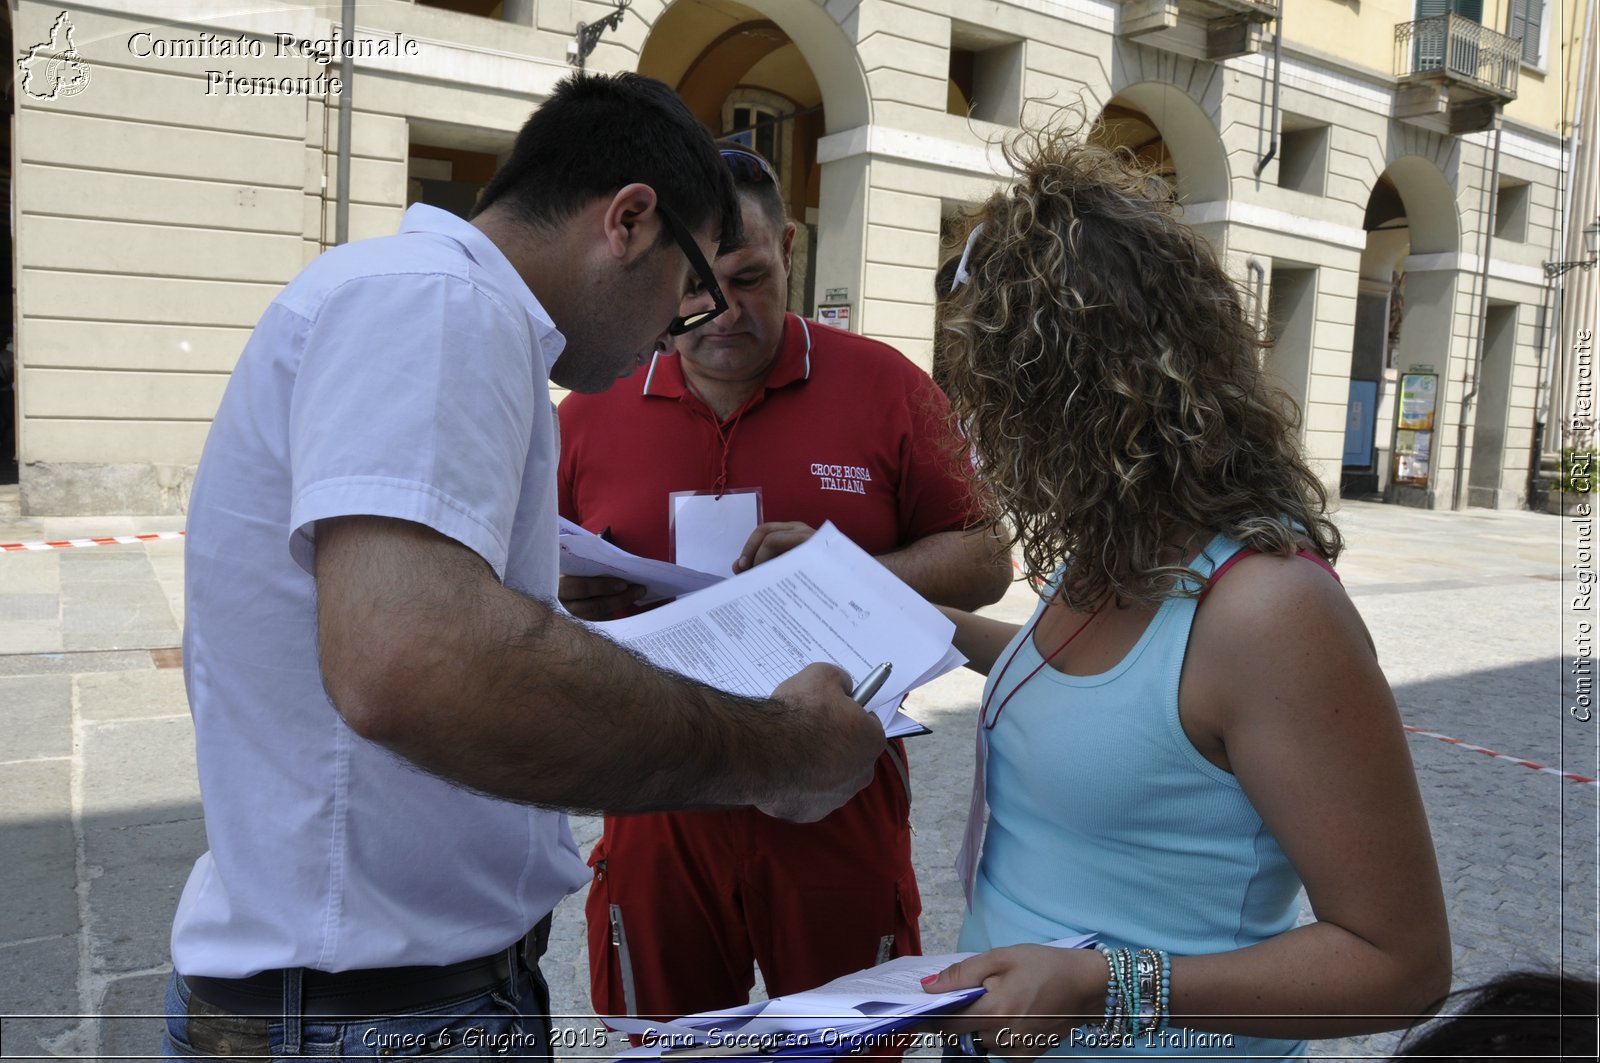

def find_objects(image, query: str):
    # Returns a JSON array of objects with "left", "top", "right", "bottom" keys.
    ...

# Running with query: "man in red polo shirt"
[{"left": 556, "top": 145, "right": 1009, "bottom": 1023}]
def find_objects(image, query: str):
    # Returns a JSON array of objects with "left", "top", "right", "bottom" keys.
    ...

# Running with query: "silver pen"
[{"left": 850, "top": 661, "right": 893, "bottom": 706}]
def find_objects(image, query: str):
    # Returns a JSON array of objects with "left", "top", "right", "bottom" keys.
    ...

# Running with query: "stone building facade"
[{"left": 3, "top": 0, "right": 1590, "bottom": 514}]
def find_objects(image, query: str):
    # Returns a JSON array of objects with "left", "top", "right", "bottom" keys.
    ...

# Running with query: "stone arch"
[
  {"left": 1095, "top": 52, "right": 1230, "bottom": 206},
  {"left": 626, "top": 0, "right": 873, "bottom": 318},
  {"left": 1379, "top": 153, "right": 1461, "bottom": 256},
  {"left": 1102, "top": 80, "right": 1229, "bottom": 205},
  {"left": 628, "top": 0, "right": 870, "bottom": 134}
]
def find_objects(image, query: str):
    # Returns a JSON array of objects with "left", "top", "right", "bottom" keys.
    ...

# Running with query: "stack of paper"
[
  {"left": 590, "top": 523, "right": 965, "bottom": 738},
  {"left": 604, "top": 937, "right": 1097, "bottom": 1061},
  {"left": 559, "top": 517, "right": 725, "bottom": 605}
]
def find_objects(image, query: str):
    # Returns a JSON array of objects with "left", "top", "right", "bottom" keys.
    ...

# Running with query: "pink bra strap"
[{"left": 1201, "top": 547, "right": 1340, "bottom": 603}]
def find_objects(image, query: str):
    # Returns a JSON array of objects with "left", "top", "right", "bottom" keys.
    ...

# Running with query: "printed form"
[
  {"left": 592, "top": 522, "right": 963, "bottom": 735},
  {"left": 605, "top": 938, "right": 1097, "bottom": 1060}
]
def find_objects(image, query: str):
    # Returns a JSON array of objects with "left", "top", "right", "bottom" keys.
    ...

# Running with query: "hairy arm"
[
  {"left": 315, "top": 516, "right": 884, "bottom": 820},
  {"left": 737, "top": 523, "right": 1011, "bottom": 610},
  {"left": 875, "top": 526, "right": 1012, "bottom": 610},
  {"left": 925, "top": 557, "right": 1450, "bottom": 1052}
]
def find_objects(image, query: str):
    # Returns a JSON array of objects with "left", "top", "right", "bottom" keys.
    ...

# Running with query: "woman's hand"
[{"left": 921, "top": 945, "right": 1105, "bottom": 1061}]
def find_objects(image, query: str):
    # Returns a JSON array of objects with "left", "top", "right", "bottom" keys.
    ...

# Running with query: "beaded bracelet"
[
  {"left": 1098, "top": 946, "right": 1171, "bottom": 1038},
  {"left": 1136, "top": 948, "right": 1172, "bottom": 1034},
  {"left": 1097, "top": 947, "right": 1132, "bottom": 1039}
]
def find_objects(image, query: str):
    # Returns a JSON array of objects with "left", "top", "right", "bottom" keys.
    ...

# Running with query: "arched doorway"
[
  {"left": 637, "top": 0, "right": 869, "bottom": 317},
  {"left": 1345, "top": 154, "right": 1460, "bottom": 503}
]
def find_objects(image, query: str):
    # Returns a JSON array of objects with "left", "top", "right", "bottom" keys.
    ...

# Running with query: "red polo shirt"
[{"left": 557, "top": 314, "right": 978, "bottom": 568}]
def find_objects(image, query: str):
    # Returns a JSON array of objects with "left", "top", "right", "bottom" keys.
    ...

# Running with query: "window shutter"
[
  {"left": 1414, "top": 1, "right": 1483, "bottom": 19},
  {"left": 1523, "top": 1, "right": 1545, "bottom": 64}
]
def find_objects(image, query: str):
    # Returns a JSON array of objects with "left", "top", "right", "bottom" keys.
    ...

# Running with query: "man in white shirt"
[{"left": 163, "top": 72, "right": 885, "bottom": 1061}]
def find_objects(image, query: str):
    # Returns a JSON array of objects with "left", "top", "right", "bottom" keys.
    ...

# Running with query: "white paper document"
[
  {"left": 591, "top": 523, "right": 963, "bottom": 735},
  {"left": 605, "top": 936, "right": 1098, "bottom": 1061},
  {"left": 671, "top": 489, "right": 761, "bottom": 576},
  {"left": 558, "top": 517, "right": 725, "bottom": 605}
]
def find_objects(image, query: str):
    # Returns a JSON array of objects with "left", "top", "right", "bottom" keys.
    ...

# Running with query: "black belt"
[{"left": 184, "top": 948, "right": 517, "bottom": 1017}]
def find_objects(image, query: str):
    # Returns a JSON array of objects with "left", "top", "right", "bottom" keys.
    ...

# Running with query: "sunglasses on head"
[
  {"left": 655, "top": 201, "right": 729, "bottom": 335},
  {"left": 720, "top": 147, "right": 780, "bottom": 188}
]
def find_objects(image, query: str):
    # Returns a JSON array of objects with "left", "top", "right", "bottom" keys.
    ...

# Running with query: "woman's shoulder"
[{"left": 1189, "top": 546, "right": 1369, "bottom": 677}]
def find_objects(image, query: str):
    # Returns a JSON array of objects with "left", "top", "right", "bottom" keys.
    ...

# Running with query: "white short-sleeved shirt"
[{"left": 172, "top": 204, "right": 589, "bottom": 978}]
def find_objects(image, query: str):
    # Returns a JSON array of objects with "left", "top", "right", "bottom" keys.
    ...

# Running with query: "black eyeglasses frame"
[{"left": 655, "top": 201, "right": 728, "bottom": 336}]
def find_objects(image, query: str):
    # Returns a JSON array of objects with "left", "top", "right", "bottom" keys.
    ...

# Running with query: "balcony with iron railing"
[
  {"left": 1115, "top": 1, "right": 1279, "bottom": 62},
  {"left": 1394, "top": 13, "right": 1519, "bottom": 134}
]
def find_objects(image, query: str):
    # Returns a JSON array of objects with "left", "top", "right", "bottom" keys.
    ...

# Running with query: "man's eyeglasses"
[
  {"left": 720, "top": 147, "right": 780, "bottom": 189},
  {"left": 656, "top": 201, "right": 728, "bottom": 335}
]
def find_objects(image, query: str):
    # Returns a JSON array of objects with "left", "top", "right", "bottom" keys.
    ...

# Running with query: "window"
[
  {"left": 1494, "top": 179, "right": 1530, "bottom": 243},
  {"left": 1507, "top": 0, "right": 1546, "bottom": 66},
  {"left": 721, "top": 90, "right": 793, "bottom": 176},
  {"left": 1277, "top": 121, "right": 1329, "bottom": 196},
  {"left": 729, "top": 104, "right": 780, "bottom": 166},
  {"left": 947, "top": 24, "right": 1022, "bottom": 126},
  {"left": 407, "top": 144, "right": 500, "bottom": 220}
]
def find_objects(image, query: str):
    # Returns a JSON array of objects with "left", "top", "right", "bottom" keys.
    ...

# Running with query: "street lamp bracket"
[
  {"left": 1543, "top": 218, "right": 1600, "bottom": 280},
  {"left": 568, "top": 0, "right": 632, "bottom": 71}
]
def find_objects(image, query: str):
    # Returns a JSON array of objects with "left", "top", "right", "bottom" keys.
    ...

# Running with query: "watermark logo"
[{"left": 18, "top": 11, "right": 91, "bottom": 101}]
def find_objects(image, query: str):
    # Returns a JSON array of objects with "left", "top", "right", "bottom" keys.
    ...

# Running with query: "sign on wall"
[
  {"left": 816, "top": 304, "right": 851, "bottom": 331},
  {"left": 1393, "top": 372, "right": 1439, "bottom": 487}
]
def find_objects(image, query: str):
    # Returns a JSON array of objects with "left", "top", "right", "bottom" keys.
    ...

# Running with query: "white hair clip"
[{"left": 951, "top": 223, "right": 985, "bottom": 289}]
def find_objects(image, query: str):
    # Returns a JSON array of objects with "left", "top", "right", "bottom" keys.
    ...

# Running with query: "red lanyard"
[
  {"left": 709, "top": 405, "right": 750, "bottom": 498},
  {"left": 980, "top": 592, "right": 1108, "bottom": 730}
]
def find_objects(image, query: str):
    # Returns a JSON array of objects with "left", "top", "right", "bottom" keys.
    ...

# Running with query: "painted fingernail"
[{"left": 920, "top": 974, "right": 938, "bottom": 986}]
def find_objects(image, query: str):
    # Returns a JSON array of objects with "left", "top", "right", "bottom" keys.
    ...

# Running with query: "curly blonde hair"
[{"left": 938, "top": 128, "right": 1341, "bottom": 608}]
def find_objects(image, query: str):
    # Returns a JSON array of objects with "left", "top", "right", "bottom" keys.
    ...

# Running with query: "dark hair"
[
  {"left": 714, "top": 139, "right": 786, "bottom": 231},
  {"left": 1395, "top": 971, "right": 1598, "bottom": 1059},
  {"left": 474, "top": 72, "right": 740, "bottom": 252}
]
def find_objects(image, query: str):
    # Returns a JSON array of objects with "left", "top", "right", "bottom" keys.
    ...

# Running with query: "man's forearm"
[
  {"left": 876, "top": 527, "right": 1011, "bottom": 610},
  {"left": 316, "top": 516, "right": 878, "bottom": 816}
]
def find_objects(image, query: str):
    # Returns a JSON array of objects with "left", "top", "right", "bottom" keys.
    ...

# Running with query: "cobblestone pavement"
[{"left": 1, "top": 494, "right": 1593, "bottom": 1060}]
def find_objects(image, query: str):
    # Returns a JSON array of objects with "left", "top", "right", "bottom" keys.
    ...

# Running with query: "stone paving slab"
[
  {"left": 85, "top": 811, "right": 207, "bottom": 975},
  {"left": 80, "top": 718, "right": 199, "bottom": 832},
  {"left": 0, "top": 760, "right": 78, "bottom": 943},
  {"left": 98, "top": 972, "right": 170, "bottom": 1063},
  {"left": 2, "top": 675, "right": 72, "bottom": 760},
  {"left": 76, "top": 670, "right": 188, "bottom": 723},
  {"left": 0, "top": 937, "right": 82, "bottom": 1061},
  {"left": 0, "top": 620, "right": 64, "bottom": 657},
  {"left": 0, "top": 595, "right": 59, "bottom": 622}
]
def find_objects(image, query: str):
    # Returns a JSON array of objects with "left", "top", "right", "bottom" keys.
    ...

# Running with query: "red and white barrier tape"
[
  {"left": 1, "top": 531, "right": 185, "bottom": 552},
  {"left": 1404, "top": 725, "right": 1598, "bottom": 787}
]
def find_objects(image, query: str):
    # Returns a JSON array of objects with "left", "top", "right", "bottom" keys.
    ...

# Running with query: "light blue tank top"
[{"left": 958, "top": 532, "right": 1306, "bottom": 1059}]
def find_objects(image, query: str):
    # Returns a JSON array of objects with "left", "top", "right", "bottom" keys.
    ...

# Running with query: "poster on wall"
[
  {"left": 1393, "top": 428, "right": 1433, "bottom": 487},
  {"left": 1397, "top": 372, "right": 1438, "bottom": 431},
  {"left": 1393, "top": 372, "right": 1437, "bottom": 487}
]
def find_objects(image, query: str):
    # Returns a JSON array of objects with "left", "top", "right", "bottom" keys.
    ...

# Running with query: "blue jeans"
[{"left": 162, "top": 958, "right": 553, "bottom": 1060}]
